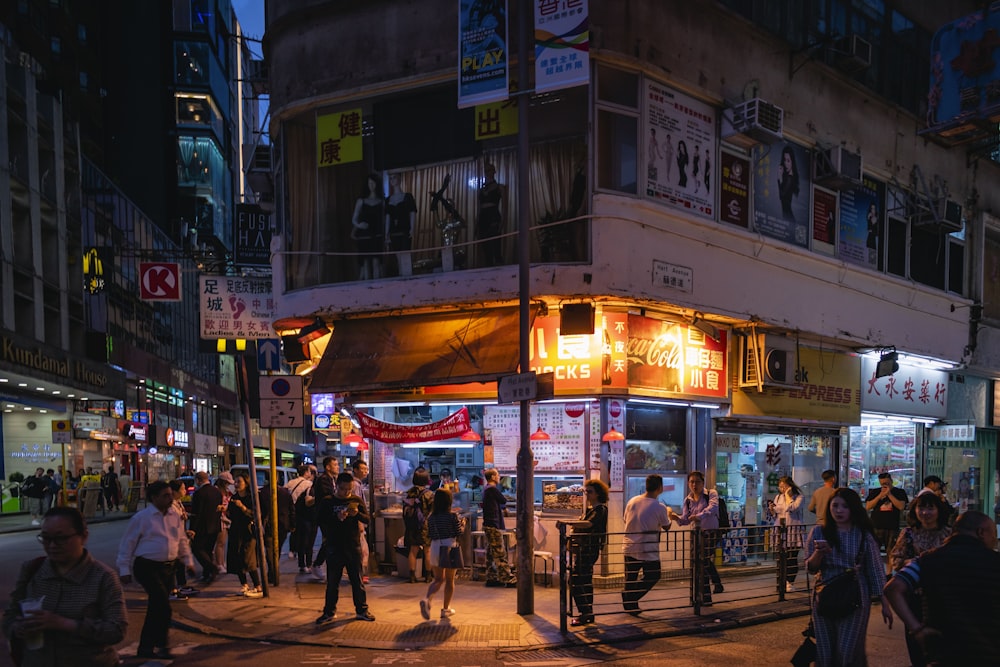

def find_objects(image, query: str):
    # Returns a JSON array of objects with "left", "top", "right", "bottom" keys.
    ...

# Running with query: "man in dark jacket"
[
  {"left": 310, "top": 456, "right": 340, "bottom": 581},
  {"left": 259, "top": 478, "right": 295, "bottom": 585},
  {"left": 21, "top": 467, "right": 48, "bottom": 525},
  {"left": 189, "top": 471, "right": 223, "bottom": 584}
]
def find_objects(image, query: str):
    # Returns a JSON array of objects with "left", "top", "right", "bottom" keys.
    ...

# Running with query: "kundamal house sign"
[
  {"left": 1, "top": 333, "right": 125, "bottom": 397},
  {"left": 731, "top": 347, "right": 861, "bottom": 423}
]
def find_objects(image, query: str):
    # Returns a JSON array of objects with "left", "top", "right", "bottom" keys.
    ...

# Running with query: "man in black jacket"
[
  {"left": 21, "top": 467, "right": 48, "bottom": 526},
  {"left": 189, "top": 471, "right": 223, "bottom": 584}
]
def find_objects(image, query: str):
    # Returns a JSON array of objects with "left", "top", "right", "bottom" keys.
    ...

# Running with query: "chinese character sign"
[
  {"left": 643, "top": 80, "right": 717, "bottom": 221},
  {"left": 860, "top": 357, "right": 948, "bottom": 419},
  {"left": 475, "top": 97, "right": 519, "bottom": 140},
  {"left": 199, "top": 276, "right": 275, "bottom": 340},
  {"left": 626, "top": 314, "right": 728, "bottom": 399},
  {"left": 458, "top": 0, "right": 509, "bottom": 108},
  {"left": 317, "top": 109, "right": 363, "bottom": 167},
  {"left": 534, "top": 0, "right": 589, "bottom": 93}
]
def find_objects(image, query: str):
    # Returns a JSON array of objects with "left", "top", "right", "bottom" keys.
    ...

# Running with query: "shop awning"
[{"left": 310, "top": 306, "right": 531, "bottom": 394}]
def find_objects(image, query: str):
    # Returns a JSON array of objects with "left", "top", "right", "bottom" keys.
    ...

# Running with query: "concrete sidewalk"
[{"left": 163, "top": 553, "right": 816, "bottom": 652}]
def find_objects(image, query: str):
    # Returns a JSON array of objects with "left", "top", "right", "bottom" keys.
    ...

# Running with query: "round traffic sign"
[{"left": 270, "top": 378, "right": 291, "bottom": 397}]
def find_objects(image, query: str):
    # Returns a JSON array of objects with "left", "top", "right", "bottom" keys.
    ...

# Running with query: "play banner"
[
  {"left": 458, "top": 0, "right": 509, "bottom": 108},
  {"left": 356, "top": 406, "right": 471, "bottom": 444}
]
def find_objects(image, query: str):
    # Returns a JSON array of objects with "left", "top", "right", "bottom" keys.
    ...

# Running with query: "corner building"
[{"left": 266, "top": 0, "right": 1000, "bottom": 566}]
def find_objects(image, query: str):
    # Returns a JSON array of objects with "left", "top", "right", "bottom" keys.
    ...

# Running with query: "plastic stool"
[{"left": 533, "top": 551, "right": 554, "bottom": 587}]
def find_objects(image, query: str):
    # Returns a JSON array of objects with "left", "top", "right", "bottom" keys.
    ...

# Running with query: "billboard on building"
[
  {"left": 534, "top": 0, "right": 589, "bottom": 93},
  {"left": 458, "top": 0, "right": 509, "bottom": 108}
]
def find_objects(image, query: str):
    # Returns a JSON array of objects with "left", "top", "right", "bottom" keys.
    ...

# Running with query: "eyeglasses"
[
  {"left": 584, "top": 489, "right": 597, "bottom": 495},
  {"left": 37, "top": 533, "right": 81, "bottom": 545}
]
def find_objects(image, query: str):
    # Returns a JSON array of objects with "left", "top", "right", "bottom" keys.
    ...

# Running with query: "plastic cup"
[{"left": 19, "top": 596, "right": 45, "bottom": 650}]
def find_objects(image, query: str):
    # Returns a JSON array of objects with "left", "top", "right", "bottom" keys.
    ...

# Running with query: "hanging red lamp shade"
[
  {"left": 529, "top": 427, "right": 551, "bottom": 441},
  {"left": 601, "top": 428, "right": 625, "bottom": 442}
]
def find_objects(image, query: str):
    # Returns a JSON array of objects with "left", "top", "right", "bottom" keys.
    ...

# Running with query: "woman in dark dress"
[
  {"left": 226, "top": 473, "right": 262, "bottom": 598},
  {"left": 570, "top": 479, "right": 609, "bottom": 626}
]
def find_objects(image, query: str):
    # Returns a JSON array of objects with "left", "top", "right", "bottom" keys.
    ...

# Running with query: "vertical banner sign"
[
  {"left": 458, "top": 0, "right": 509, "bottom": 108},
  {"left": 233, "top": 203, "right": 272, "bottom": 267},
  {"left": 199, "top": 276, "right": 274, "bottom": 339},
  {"left": 643, "top": 80, "right": 717, "bottom": 220},
  {"left": 534, "top": 0, "right": 589, "bottom": 93},
  {"left": 317, "top": 109, "right": 363, "bottom": 167}
]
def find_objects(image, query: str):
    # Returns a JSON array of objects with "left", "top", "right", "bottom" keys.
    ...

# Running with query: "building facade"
[{"left": 265, "top": 0, "right": 1000, "bottom": 554}]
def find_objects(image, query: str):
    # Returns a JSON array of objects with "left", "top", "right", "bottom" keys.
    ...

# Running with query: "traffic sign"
[
  {"left": 498, "top": 371, "right": 537, "bottom": 404},
  {"left": 259, "top": 375, "right": 304, "bottom": 428},
  {"left": 52, "top": 419, "right": 72, "bottom": 444},
  {"left": 257, "top": 339, "right": 280, "bottom": 371}
]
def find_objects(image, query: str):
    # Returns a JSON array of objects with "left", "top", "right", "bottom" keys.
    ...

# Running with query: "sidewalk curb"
[{"left": 0, "top": 512, "right": 134, "bottom": 534}]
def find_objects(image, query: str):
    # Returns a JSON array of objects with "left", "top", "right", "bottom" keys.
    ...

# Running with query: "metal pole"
[
  {"left": 515, "top": 0, "right": 534, "bottom": 616},
  {"left": 269, "top": 428, "right": 279, "bottom": 586},
  {"left": 237, "top": 356, "right": 269, "bottom": 597}
]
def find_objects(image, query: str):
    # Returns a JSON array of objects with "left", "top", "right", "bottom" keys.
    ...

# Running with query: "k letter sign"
[{"left": 139, "top": 262, "right": 182, "bottom": 301}]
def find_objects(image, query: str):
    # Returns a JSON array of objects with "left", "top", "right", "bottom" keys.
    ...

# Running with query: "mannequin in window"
[
  {"left": 477, "top": 163, "right": 506, "bottom": 267},
  {"left": 385, "top": 173, "right": 417, "bottom": 276},
  {"left": 352, "top": 174, "right": 385, "bottom": 280}
]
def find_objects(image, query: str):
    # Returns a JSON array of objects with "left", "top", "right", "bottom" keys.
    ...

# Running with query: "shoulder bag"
[{"left": 815, "top": 535, "right": 865, "bottom": 618}]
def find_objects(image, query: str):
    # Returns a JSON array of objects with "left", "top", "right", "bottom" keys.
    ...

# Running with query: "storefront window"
[
  {"left": 846, "top": 421, "right": 918, "bottom": 500},
  {"left": 716, "top": 431, "right": 836, "bottom": 526},
  {"left": 927, "top": 431, "right": 997, "bottom": 519}
]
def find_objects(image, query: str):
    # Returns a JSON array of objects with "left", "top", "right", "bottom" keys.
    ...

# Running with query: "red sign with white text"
[
  {"left": 356, "top": 406, "right": 471, "bottom": 444},
  {"left": 626, "top": 315, "right": 728, "bottom": 399}
]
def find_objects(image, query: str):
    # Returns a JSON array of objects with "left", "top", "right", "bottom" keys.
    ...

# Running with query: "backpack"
[
  {"left": 402, "top": 489, "right": 431, "bottom": 529},
  {"left": 717, "top": 495, "right": 731, "bottom": 529}
]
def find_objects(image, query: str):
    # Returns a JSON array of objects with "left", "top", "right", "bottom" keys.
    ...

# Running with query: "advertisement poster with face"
[
  {"left": 643, "top": 80, "right": 716, "bottom": 220},
  {"left": 839, "top": 176, "right": 885, "bottom": 269},
  {"left": 752, "top": 141, "right": 812, "bottom": 248},
  {"left": 720, "top": 152, "right": 750, "bottom": 228}
]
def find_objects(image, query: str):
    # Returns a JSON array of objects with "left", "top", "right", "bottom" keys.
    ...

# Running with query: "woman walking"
[
  {"left": 772, "top": 475, "right": 805, "bottom": 592},
  {"left": 226, "top": 473, "right": 263, "bottom": 598},
  {"left": 570, "top": 479, "right": 609, "bottom": 626},
  {"left": 419, "top": 488, "right": 464, "bottom": 620},
  {"left": 804, "top": 488, "right": 893, "bottom": 666}
]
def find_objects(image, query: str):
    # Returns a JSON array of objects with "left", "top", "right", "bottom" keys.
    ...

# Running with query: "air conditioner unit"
[
  {"left": 910, "top": 198, "right": 963, "bottom": 233},
  {"left": 831, "top": 34, "right": 872, "bottom": 73},
  {"left": 721, "top": 98, "right": 784, "bottom": 147},
  {"left": 245, "top": 58, "right": 269, "bottom": 96},
  {"left": 739, "top": 333, "right": 799, "bottom": 389},
  {"left": 813, "top": 146, "right": 863, "bottom": 190}
]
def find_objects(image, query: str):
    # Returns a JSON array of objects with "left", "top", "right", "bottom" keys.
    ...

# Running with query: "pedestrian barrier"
[{"left": 556, "top": 519, "right": 816, "bottom": 633}]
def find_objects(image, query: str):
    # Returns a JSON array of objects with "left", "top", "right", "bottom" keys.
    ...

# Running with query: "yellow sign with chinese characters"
[
  {"left": 317, "top": 109, "right": 363, "bottom": 167},
  {"left": 474, "top": 98, "right": 518, "bottom": 140}
]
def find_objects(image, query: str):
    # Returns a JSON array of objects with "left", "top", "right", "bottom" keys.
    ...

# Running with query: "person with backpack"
[
  {"left": 403, "top": 468, "right": 435, "bottom": 583},
  {"left": 668, "top": 470, "right": 725, "bottom": 606}
]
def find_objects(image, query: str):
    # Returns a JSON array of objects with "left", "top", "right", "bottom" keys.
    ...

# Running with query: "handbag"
[
  {"left": 815, "top": 537, "right": 865, "bottom": 618},
  {"left": 790, "top": 636, "right": 817, "bottom": 667},
  {"left": 438, "top": 544, "right": 464, "bottom": 569}
]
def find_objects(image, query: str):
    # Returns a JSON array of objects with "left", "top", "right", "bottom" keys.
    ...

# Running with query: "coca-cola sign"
[{"left": 626, "top": 315, "right": 728, "bottom": 399}]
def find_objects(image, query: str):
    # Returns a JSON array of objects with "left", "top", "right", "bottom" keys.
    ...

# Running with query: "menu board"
[{"left": 483, "top": 403, "right": 588, "bottom": 472}]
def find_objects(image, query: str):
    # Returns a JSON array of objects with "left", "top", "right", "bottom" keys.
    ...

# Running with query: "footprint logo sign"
[{"left": 229, "top": 295, "right": 246, "bottom": 319}]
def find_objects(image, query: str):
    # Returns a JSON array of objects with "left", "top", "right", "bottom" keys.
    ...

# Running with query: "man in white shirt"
[
  {"left": 117, "top": 480, "right": 196, "bottom": 661},
  {"left": 621, "top": 474, "right": 672, "bottom": 615}
]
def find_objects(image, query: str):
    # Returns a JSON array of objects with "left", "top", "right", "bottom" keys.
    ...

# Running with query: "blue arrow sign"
[{"left": 257, "top": 338, "right": 280, "bottom": 372}]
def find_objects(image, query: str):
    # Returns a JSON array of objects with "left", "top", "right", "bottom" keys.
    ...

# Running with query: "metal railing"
[{"left": 557, "top": 519, "right": 815, "bottom": 633}]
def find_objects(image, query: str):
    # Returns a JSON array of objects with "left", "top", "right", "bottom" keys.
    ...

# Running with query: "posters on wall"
[
  {"left": 839, "top": 176, "right": 885, "bottom": 269},
  {"left": 719, "top": 152, "right": 750, "bottom": 228},
  {"left": 484, "top": 403, "right": 587, "bottom": 471},
  {"left": 812, "top": 186, "right": 837, "bottom": 256},
  {"left": 458, "top": 0, "right": 509, "bottom": 108},
  {"left": 752, "top": 141, "right": 812, "bottom": 247},
  {"left": 643, "top": 80, "right": 716, "bottom": 220}
]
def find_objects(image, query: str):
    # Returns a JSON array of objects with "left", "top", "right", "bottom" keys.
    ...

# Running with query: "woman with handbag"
[
  {"left": 226, "top": 473, "right": 263, "bottom": 598},
  {"left": 804, "top": 487, "right": 893, "bottom": 666},
  {"left": 888, "top": 491, "right": 950, "bottom": 667},
  {"left": 570, "top": 479, "right": 609, "bottom": 626},
  {"left": 420, "top": 488, "right": 465, "bottom": 620}
]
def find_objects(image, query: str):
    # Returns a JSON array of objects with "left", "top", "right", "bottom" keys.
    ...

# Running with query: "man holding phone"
[
  {"left": 865, "top": 472, "right": 908, "bottom": 555},
  {"left": 315, "top": 472, "right": 374, "bottom": 625}
]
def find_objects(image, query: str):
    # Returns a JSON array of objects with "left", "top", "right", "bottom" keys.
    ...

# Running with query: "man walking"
[
  {"left": 808, "top": 469, "right": 837, "bottom": 526},
  {"left": 21, "top": 467, "right": 48, "bottom": 525},
  {"left": 865, "top": 472, "right": 908, "bottom": 553},
  {"left": 116, "top": 480, "right": 195, "bottom": 660},
  {"left": 884, "top": 510, "right": 1000, "bottom": 665},
  {"left": 315, "top": 472, "right": 375, "bottom": 624},
  {"left": 189, "top": 471, "right": 222, "bottom": 584},
  {"left": 622, "top": 474, "right": 672, "bottom": 614}
]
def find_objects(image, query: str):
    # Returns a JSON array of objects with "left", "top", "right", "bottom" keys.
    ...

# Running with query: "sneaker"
[
  {"left": 244, "top": 587, "right": 264, "bottom": 598},
  {"left": 785, "top": 582, "right": 796, "bottom": 593},
  {"left": 356, "top": 610, "right": 375, "bottom": 622},
  {"left": 362, "top": 576, "right": 370, "bottom": 584},
  {"left": 713, "top": 583, "right": 725, "bottom": 594},
  {"left": 299, "top": 567, "right": 308, "bottom": 574},
  {"left": 419, "top": 598, "right": 430, "bottom": 620},
  {"left": 441, "top": 607, "right": 456, "bottom": 618},
  {"left": 240, "top": 584, "right": 251, "bottom": 595},
  {"left": 31, "top": 520, "right": 40, "bottom": 526},
  {"left": 311, "top": 566, "right": 326, "bottom": 582},
  {"left": 315, "top": 611, "right": 336, "bottom": 625},
  {"left": 169, "top": 592, "right": 189, "bottom": 601},
  {"left": 178, "top": 586, "right": 199, "bottom": 595}
]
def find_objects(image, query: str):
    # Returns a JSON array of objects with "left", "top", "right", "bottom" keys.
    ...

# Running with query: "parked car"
[{"left": 229, "top": 465, "right": 298, "bottom": 488}]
